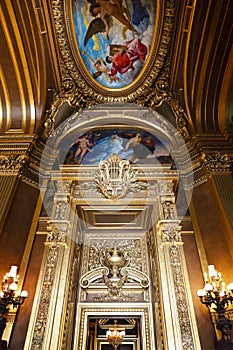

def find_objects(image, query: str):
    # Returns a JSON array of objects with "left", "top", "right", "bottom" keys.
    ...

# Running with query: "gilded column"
[
  {"left": 0, "top": 176, "right": 18, "bottom": 233},
  {"left": 24, "top": 179, "right": 77, "bottom": 350},
  {"left": 155, "top": 180, "right": 201, "bottom": 350},
  {"left": 212, "top": 174, "right": 233, "bottom": 232},
  {"left": 202, "top": 151, "right": 233, "bottom": 256},
  {"left": 0, "top": 154, "right": 28, "bottom": 234}
]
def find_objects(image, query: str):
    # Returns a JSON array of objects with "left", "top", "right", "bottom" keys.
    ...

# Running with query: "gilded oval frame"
[{"left": 52, "top": 0, "right": 176, "bottom": 102}]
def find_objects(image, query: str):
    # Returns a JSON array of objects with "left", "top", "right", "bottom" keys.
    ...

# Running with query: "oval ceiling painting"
[{"left": 72, "top": 0, "right": 156, "bottom": 89}]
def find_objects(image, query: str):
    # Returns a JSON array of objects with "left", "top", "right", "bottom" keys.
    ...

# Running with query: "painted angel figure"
[
  {"left": 84, "top": 0, "right": 139, "bottom": 45},
  {"left": 71, "top": 134, "right": 93, "bottom": 165},
  {"left": 88, "top": 55, "right": 123, "bottom": 84},
  {"left": 106, "top": 37, "right": 147, "bottom": 77}
]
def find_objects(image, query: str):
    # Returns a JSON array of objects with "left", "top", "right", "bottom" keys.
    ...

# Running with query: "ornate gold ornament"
[
  {"left": 80, "top": 246, "right": 150, "bottom": 302},
  {"left": 95, "top": 154, "right": 147, "bottom": 200},
  {"left": 0, "top": 155, "right": 28, "bottom": 174},
  {"left": 201, "top": 151, "right": 231, "bottom": 172},
  {"left": 106, "top": 320, "right": 125, "bottom": 350}
]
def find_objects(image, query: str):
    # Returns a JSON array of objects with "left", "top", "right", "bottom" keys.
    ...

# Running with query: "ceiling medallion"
[
  {"left": 52, "top": 0, "right": 176, "bottom": 102},
  {"left": 95, "top": 154, "right": 147, "bottom": 199}
]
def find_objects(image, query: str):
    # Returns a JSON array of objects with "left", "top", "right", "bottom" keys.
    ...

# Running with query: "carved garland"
[{"left": 201, "top": 151, "right": 231, "bottom": 172}]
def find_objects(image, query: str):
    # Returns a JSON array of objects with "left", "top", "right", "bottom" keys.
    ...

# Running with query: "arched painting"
[
  {"left": 72, "top": 0, "right": 156, "bottom": 89},
  {"left": 64, "top": 129, "right": 173, "bottom": 166}
]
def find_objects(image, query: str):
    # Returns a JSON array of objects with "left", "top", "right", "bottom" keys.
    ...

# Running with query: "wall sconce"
[
  {"left": 106, "top": 320, "right": 125, "bottom": 350},
  {"left": 197, "top": 265, "right": 233, "bottom": 347},
  {"left": 0, "top": 266, "right": 28, "bottom": 341}
]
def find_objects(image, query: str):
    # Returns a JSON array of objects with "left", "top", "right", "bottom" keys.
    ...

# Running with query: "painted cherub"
[{"left": 72, "top": 134, "right": 93, "bottom": 165}]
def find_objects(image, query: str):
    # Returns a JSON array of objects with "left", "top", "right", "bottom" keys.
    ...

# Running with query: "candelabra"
[
  {"left": 106, "top": 320, "right": 125, "bottom": 350},
  {"left": 0, "top": 266, "right": 28, "bottom": 341},
  {"left": 197, "top": 265, "right": 233, "bottom": 347}
]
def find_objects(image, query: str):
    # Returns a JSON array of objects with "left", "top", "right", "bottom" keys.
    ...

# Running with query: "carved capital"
[
  {"left": 158, "top": 181, "right": 174, "bottom": 194},
  {"left": 201, "top": 151, "right": 231, "bottom": 173},
  {"left": 56, "top": 180, "right": 72, "bottom": 194},
  {"left": 160, "top": 225, "right": 182, "bottom": 244},
  {"left": 46, "top": 223, "right": 68, "bottom": 245},
  {"left": 0, "top": 154, "right": 28, "bottom": 175}
]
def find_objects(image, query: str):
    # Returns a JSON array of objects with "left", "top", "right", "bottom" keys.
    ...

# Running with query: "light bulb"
[
  {"left": 208, "top": 265, "right": 217, "bottom": 277},
  {"left": 219, "top": 290, "right": 225, "bottom": 297},
  {"left": 20, "top": 290, "right": 28, "bottom": 298},
  {"left": 9, "top": 266, "right": 18, "bottom": 278},
  {"left": 204, "top": 283, "right": 213, "bottom": 291},
  {"left": 9, "top": 282, "right": 17, "bottom": 291},
  {"left": 197, "top": 289, "right": 205, "bottom": 297}
]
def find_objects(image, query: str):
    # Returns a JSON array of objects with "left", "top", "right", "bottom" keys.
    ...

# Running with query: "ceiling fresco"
[
  {"left": 72, "top": 0, "right": 155, "bottom": 89},
  {"left": 64, "top": 128, "right": 172, "bottom": 165}
]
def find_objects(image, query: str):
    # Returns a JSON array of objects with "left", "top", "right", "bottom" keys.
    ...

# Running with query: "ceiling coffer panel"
[{"left": 77, "top": 204, "right": 151, "bottom": 233}]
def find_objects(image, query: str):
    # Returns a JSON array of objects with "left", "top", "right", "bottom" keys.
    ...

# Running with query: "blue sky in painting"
[
  {"left": 72, "top": 0, "right": 155, "bottom": 88},
  {"left": 65, "top": 129, "right": 171, "bottom": 165}
]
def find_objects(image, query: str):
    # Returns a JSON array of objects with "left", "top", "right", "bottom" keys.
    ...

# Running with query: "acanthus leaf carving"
[{"left": 0, "top": 154, "right": 28, "bottom": 174}]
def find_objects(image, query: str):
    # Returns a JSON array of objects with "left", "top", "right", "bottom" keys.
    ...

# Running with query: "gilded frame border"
[
  {"left": 51, "top": 0, "right": 177, "bottom": 102},
  {"left": 75, "top": 305, "right": 154, "bottom": 350}
]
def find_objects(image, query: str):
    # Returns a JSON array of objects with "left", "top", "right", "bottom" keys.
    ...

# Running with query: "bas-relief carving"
[
  {"left": 169, "top": 245, "right": 194, "bottom": 350},
  {"left": 159, "top": 223, "right": 197, "bottom": 350},
  {"left": 31, "top": 245, "right": 59, "bottom": 349},
  {"left": 87, "top": 239, "right": 147, "bottom": 272},
  {"left": 79, "top": 239, "right": 150, "bottom": 302},
  {"left": 61, "top": 247, "right": 80, "bottom": 350},
  {"left": 31, "top": 222, "right": 69, "bottom": 349},
  {"left": 54, "top": 202, "right": 67, "bottom": 220}
]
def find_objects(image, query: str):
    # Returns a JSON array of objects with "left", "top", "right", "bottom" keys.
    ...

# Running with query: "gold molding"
[{"left": 0, "top": 1, "right": 35, "bottom": 133}]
